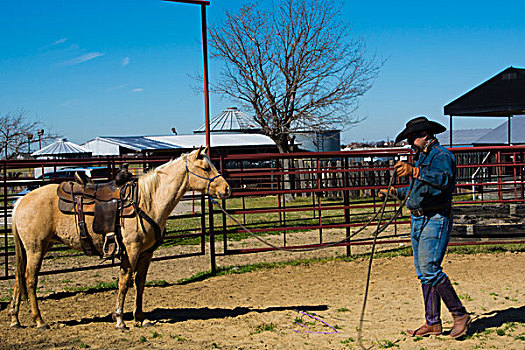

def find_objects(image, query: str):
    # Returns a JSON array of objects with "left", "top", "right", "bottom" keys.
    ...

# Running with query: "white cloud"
[
  {"left": 131, "top": 88, "right": 144, "bottom": 93},
  {"left": 122, "top": 57, "right": 130, "bottom": 67},
  {"left": 108, "top": 84, "right": 129, "bottom": 91},
  {"left": 64, "top": 52, "right": 104, "bottom": 65},
  {"left": 53, "top": 38, "right": 68, "bottom": 46},
  {"left": 39, "top": 37, "right": 68, "bottom": 51},
  {"left": 58, "top": 99, "right": 80, "bottom": 107}
]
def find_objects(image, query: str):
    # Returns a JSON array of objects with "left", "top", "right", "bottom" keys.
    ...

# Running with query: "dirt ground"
[{"left": 0, "top": 231, "right": 524, "bottom": 350}]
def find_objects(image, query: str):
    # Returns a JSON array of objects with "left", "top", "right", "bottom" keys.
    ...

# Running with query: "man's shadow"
[{"left": 465, "top": 306, "right": 525, "bottom": 335}]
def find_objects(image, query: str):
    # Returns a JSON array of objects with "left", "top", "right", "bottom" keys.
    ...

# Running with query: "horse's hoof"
[
  {"left": 142, "top": 320, "right": 154, "bottom": 328},
  {"left": 116, "top": 324, "right": 129, "bottom": 331},
  {"left": 9, "top": 322, "right": 22, "bottom": 329},
  {"left": 37, "top": 324, "right": 50, "bottom": 331}
]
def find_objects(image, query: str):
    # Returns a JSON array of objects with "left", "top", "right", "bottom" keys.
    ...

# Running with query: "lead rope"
[
  {"left": 357, "top": 174, "right": 414, "bottom": 350},
  {"left": 210, "top": 172, "right": 411, "bottom": 253},
  {"left": 211, "top": 168, "right": 413, "bottom": 348},
  {"left": 197, "top": 158, "right": 415, "bottom": 347}
]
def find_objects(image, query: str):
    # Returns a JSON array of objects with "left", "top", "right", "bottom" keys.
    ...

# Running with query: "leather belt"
[
  {"left": 411, "top": 206, "right": 451, "bottom": 217},
  {"left": 411, "top": 209, "right": 424, "bottom": 217}
]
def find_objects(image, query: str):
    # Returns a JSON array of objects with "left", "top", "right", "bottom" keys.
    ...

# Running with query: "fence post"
[
  {"left": 220, "top": 155, "right": 228, "bottom": 254},
  {"left": 209, "top": 196, "right": 216, "bottom": 273},
  {"left": 3, "top": 161, "right": 8, "bottom": 278},
  {"left": 343, "top": 156, "right": 351, "bottom": 257},
  {"left": 317, "top": 158, "right": 322, "bottom": 242}
]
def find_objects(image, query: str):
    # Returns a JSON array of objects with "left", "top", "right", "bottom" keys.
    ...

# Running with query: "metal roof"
[
  {"left": 194, "top": 107, "right": 262, "bottom": 133},
  {"left": 96, "top": 136, "right": 178, "bottom": 151},
  {"left": 438, "top": 129, "right": 492, "bottom": 146},
  {"left": 150, "top": 133, "right": 275, "bottom": 148},
  {"left": 82, "top": 134, "right": 276, "bottom": 155},
  {"left": 32, "top": 138, "right": 92, "bottom": 156},
  {"left": 472, "top": 117, "right": 525, "bottom": 144},
  {"left": 444, "top": 67, "right": 525, "bottom": 116}
]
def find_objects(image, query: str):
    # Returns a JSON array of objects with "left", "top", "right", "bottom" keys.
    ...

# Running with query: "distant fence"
[{"left": 2, "top": 145, "right": 525, "bottom": 279}]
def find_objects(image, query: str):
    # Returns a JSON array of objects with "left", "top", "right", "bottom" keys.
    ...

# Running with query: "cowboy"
[{"left": 379, "top": 116, "right": 471, "bottom": 338}]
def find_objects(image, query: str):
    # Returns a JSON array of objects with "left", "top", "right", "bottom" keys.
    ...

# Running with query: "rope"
[
  {"left": 206, "top": 163, "right": 415, "bottom": 347},
  {"left": 211, "top": 174, "right": 409, "bottom": 253},
  {"left": 357, "top": 177, "right": 414, "bottom": 350}
]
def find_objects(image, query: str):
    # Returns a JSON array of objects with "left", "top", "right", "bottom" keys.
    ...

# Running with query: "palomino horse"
[{"left": 9, "top": 147, "right": 230, "bottom": 330}]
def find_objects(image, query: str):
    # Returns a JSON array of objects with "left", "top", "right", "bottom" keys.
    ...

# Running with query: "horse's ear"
[
  {"left": 195, "top": 146, "right": 203, "bottom": 159},
  {"left": 196, "top": 145, "right": 208, "bottom": 159}
]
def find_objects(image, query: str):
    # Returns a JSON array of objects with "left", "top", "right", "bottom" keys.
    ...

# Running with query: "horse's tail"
[{"left": 12, "top": 218, "right": 28, "bottom": 299}]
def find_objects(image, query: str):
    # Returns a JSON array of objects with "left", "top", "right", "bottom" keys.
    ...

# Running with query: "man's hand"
[
  {"left": 378, "top": 186, "right": 397, "bottom": 200},
  {"left": 394, "top": 161, "right": 419, "bottom": 178}
]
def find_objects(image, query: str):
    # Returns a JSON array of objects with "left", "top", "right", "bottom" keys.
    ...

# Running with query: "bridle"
[{"left": 185, "top": 155, "right": 223, "bottom": 196}]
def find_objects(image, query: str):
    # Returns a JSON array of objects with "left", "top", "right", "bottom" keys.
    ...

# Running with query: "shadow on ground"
[
  {"left": 57, "top": 305, "right": 329, "bottom": 327},
  {"left": 468, "top": 305, "right": 525, "bottom": 335}
]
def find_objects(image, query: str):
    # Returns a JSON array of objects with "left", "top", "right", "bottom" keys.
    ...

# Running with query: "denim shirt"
[{"left": 395, "top": 139, "right": 456, "bottom": 211}]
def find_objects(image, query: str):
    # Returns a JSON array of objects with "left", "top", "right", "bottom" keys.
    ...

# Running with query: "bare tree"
[
  {"left": 0, "top": 110, "right": 58, "bottom": 159},
  {"left": 209, "top": 0, "right": 380, "bottom": 153}
]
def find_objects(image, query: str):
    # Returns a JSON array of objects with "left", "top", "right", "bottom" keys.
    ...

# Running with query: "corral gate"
[{"left": 2, "top": 146, "right": 525, "bottom": 279}]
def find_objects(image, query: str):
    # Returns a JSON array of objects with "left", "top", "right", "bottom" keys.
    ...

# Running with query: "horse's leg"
[
  {"left": 9, "top": 279, "right": 22, "bottom": 328},
  {"left": 25, "top": 247, "right": 48, "bottom": 329},
  {"left": 113, "top": 245, "right": 140, "bottom": 330},
  {"left": 133, "top": 251, "right": 154, "bottom": 327}
]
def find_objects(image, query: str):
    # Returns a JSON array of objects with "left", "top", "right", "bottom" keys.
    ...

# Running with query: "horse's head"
[{"left": 186, "top": 147, "right": 231, "bottom": 199}]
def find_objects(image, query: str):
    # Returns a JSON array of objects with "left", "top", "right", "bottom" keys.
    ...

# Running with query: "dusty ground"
[{"left": 0, "top": 229, "right": 524, "bottom": 349}]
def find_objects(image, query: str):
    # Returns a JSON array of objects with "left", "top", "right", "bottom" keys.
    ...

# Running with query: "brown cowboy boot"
[
  {"left": 407, "top": 323, "right": 442, "bottom": 337},
  {"left": 407, "top": 284, "right": 443, "bottom": 336},
  {"left": 435, "top": 277, "right": 471, "bottom": 338},
  {"left": 450, "top": 313, "right": 471, "bottom": 339}
]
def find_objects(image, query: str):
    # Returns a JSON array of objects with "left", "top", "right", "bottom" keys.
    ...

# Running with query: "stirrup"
[{"left": 102, "top": 233, "right": 121, "bottom": 259}]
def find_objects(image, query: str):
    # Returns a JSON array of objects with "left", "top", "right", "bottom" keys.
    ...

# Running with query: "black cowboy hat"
[{"left": 395, "top": 116, "right": 446, "bottom": 144}]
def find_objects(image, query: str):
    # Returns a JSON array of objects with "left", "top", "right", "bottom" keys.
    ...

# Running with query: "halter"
[{"left": 185, "top": 155, "right": 223, "bottom": 198}]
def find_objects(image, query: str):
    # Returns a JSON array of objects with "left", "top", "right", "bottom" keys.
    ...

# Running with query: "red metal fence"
[{"left": 2, "top": 146, "right": 525, "bottom": 279}]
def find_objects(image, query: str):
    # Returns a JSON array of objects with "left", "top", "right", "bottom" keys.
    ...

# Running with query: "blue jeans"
[{"left": 410, "top": 211, "right": 453, "bottom": 286}]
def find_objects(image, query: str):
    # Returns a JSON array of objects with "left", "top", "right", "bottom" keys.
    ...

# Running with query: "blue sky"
[{"left": 1, "top": 0, "right": 524, "bottom": 145}]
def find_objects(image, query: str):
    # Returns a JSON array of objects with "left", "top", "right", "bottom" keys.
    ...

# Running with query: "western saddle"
[{"left": 56, "top": 169, "right": 136, "bottom": 259}]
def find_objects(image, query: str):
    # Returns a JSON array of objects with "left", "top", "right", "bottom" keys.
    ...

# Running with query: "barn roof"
[
  {"left": 82, "top": 133, "right": 276, "bottom": 155},
  {"left": 444, "top": 67, "right": 525, "bottom": 116},
  {"left": 96, "top": 136, "right": 177, "bottom": 152},
  {"left": 194, "top": 107, "right": 262, "bottom": 133},
  {"left": 438, "top": 128, "right": 492, "bottom": 146},
  {"left": 472, "top": 117, "right": 525, "bottom": 145},
  {"left": 150, "top": 133, "right": 275, "bottom": 148},
  {"left": 32, "top": 138, "right": 92, "bottom": 156}
]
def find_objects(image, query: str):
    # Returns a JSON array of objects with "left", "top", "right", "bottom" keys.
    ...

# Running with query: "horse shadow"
[
  {"left": 58, "top": 305, "right": 329, "bottom": 327},
  {"left": 465, "top": 305, "right": 525, "bottom": 335}
]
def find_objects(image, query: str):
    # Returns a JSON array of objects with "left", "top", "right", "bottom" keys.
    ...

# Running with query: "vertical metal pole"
[
  {"left": 449, "top": 115, "right": 453, "bottom": 147},
  {"left": 199, "top": 4, "right": 215, "bottom": 273},
  {"left": 201, "top": 4, "right": 211, "bottom": 151},
  {"left": 317, "top": 158, "right": 322, "bottom": 243},
  {"left": 220, "top": 155, "right": 228, "bottom": 254},
  {"left": 343, "top": 156, "right": 351, "bottom": 257},
  {"left": 3, "top": 161, "right": 8, "bottom": 277},
  {"left": 508, "top": 115, "right": 512, "bottom": 145}
]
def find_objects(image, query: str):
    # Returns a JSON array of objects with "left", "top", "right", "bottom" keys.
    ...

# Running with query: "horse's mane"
[{"left": 136, "top": 154, "right": 187, "bottom": 210}]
